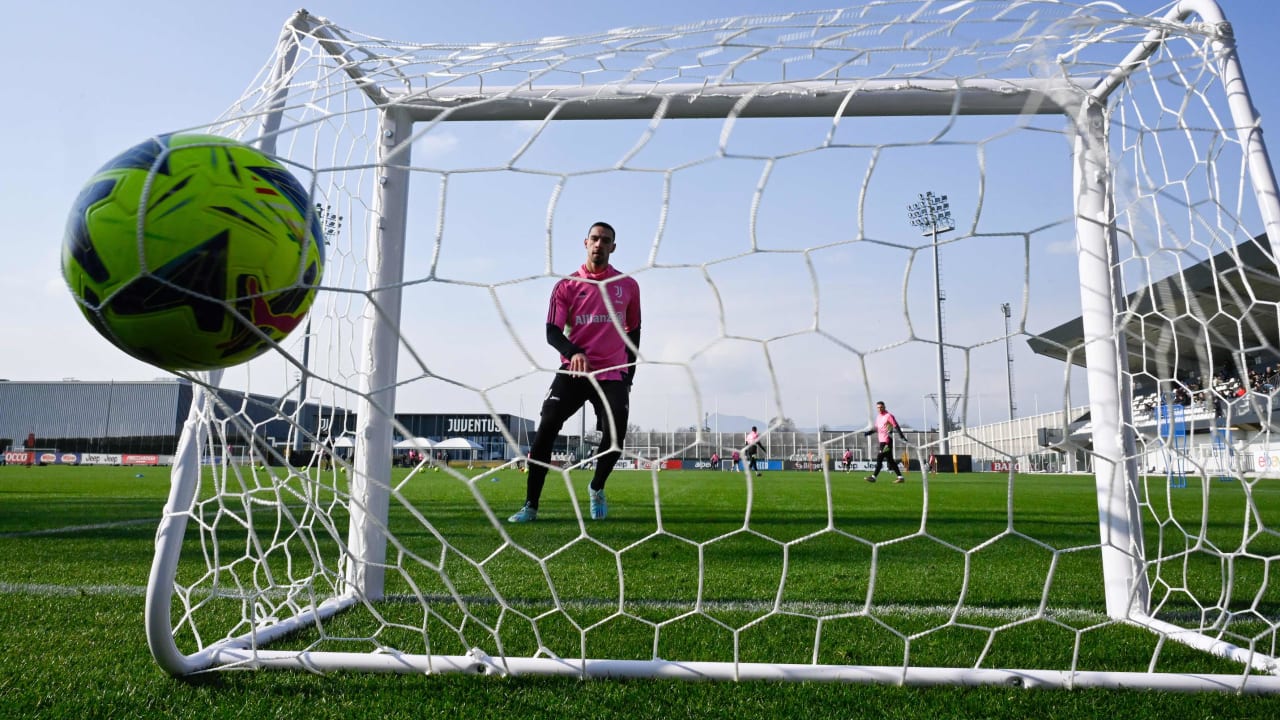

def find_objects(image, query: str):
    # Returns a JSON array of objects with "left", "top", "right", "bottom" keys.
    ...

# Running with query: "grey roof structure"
[
  {"left": 0, "top": 379, "right": 529, "bottom": 458},
  {"left": 1027, "top": 232, "right": 1280, "bottom": 378},
  {"left": 0, "top": 379, "right": 190, "bottom": 442}
]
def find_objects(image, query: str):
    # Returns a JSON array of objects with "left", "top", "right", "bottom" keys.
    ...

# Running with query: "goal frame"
[{"left": 144, "top": 0, "right": 1280, "bottom": 690}]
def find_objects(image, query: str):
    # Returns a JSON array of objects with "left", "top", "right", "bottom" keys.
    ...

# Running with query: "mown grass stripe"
[{"left": 0, "top": 581, "right": 1109, "bottom": 624}]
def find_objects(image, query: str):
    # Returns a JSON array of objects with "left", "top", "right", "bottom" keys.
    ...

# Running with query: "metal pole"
[
  {"left": 716, "top": 396, "right": 720, "bottom": 462},
  {"left": 1002, "top": 302, "right": 1016, "bottom": 421},
  {"left": 909, "top": 191, "right": 954, "bottom": 454},
  {"left": 930, "top": 224, "right": 949, "bottom": 454},
  {"left": 296, "top": 205, "right": 341, "bottom": 454},
  {"left": 295, "top": 327, "right": 311, "bottom": 454}
]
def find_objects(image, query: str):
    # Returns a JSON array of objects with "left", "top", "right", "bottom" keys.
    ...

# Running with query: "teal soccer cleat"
[
  {"left": 508, "top": 502, "right": 538, "bottom": 523},
  {"left": 589, "top": 489, "right": 607, "bottom": 520}
]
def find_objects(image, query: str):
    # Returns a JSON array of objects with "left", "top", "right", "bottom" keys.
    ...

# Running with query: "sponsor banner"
[
  {"left": 60, "top": 453, "right": 79, "bottom": 465},
  {"left": 1254, "top": 453, "right": 1280, "bottom": 471},
  {"left": 793, "top": 459, "right": 881, "bottom": 472},
  {"left": 81, "top": 453, "right": 124, "bottom": 466},
  {"left": 990, "top": 460, "right": 1022, "bottom": 473},
  {"left": 550, "top": 452, "right": 579, "bottom": 467},
  {"left": 788, "top": 452, "right": 829, "bottom": 472},
  {"left": 4, "top": 451, "right": 34, "bottom": 465},
  {"left": 834, "top": 460, "right": 877, "bottom": 472},
  {"left": 739, "top": 459, "right": 784, "bottom": 471},
  {"left": 123, "top": 454, "right": 160, "bottom": 466},
  {"left": 787, "top": 459, "right": 826, "bottom": 471},
  {"left": 38, "top": 452, "right": 58, "bottom": 465},
  {"left": 617, "top": 459, "right": 683, "bottom": 471}
]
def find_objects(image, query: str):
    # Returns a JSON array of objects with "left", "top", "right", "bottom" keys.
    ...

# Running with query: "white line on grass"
[
  {"left": 0, "top": 580, "right": 1109, "bottom": 624},
  {"left": 385, "top": 594, "right": 1111, "bottom": 624},
  {"left": 0, "top": 518, "right": 154, "bottom": 539},
  {"left": 0, "top": 582, "right": 145, "bottom": 596}
]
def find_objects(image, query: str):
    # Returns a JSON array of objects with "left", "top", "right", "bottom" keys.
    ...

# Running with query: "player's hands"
[{"left": 567, "top": 352, "right": 590, "bottom": 375}]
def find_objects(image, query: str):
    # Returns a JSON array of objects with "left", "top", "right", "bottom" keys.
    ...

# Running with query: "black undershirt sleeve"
[
  {"left": 625, "top": 326, "right": 641, "bottom": 384},
  {"left": 546, "top": 323, "right": 585, "bottom": 361}
]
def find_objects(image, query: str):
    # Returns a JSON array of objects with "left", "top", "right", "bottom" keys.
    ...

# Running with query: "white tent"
[
  {"left": 435, "top": 437, "right": 484, "bottom": 464},
  {"left": 434, "top": 437, "right": 483, "bottom": 451},
  {"left": 331, "top": 435, "right": 355, "bottom": 448},
  {"left": 393, "top": 437, "right": 435, "bottom": 449}
]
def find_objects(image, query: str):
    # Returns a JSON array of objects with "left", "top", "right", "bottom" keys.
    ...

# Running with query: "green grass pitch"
[{"left": 1, "top": 464, "right": 1278, "bottom": 717}]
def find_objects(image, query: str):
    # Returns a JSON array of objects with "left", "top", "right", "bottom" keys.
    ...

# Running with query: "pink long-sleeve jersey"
[{"left": 547, "top": 264, "right": 641, "bottom": 381}]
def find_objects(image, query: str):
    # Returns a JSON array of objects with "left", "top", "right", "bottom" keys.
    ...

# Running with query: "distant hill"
[
  {"left": 695, "top": 414, "right": 876, "bottom": 434},
  {"left": 706, "top": 413, "right": 762, "bottom": 433},
  {"left": 705, "top": 414, "right": 875, "bottom": 434}
]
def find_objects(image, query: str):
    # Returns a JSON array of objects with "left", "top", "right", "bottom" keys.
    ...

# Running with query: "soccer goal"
[
  {"left": 624, "top": 446, "right": 664, "bottom": 471},
  {"left": 145, "top": 1, "right": 1280, "bottom": 692}
]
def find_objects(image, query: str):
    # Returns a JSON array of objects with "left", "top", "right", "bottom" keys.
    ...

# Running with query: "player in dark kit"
[{"left": 509, "top": 221, "right": 641, "bottom": 522}]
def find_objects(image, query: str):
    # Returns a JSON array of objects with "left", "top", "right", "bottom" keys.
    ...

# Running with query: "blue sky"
[{"left": 5, "top": 0, "right": 1279, "bottom": 434}]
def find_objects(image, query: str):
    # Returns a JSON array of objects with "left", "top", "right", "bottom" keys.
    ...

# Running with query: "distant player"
[
  {"left": 710, "top": 451, "right": 720, "bottom": 470},
  {"left": 745, "top": 425, "right": 762, "bottom": 473},
  {"left": 732, "top": 449, "right": 741, "bottom": 470},
  {"left": 864, "top": 400, "right": 907, "bottom": 484},
  {"left": 508, "top": 221, "right": 641, "bottom": 523},
  {"left": 842, "top": 447, "right": 853, "bottom": 473}
]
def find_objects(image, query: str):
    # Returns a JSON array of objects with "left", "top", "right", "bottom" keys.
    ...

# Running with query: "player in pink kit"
[
  {"left": 509, "top": 222, "right": 641, "bottom": 523},
  {"left": 745, "top": 425, "right": 762, "bottom": 473},
  {"left": 864, "top": 400, "right": 907, "bottom": 484}
]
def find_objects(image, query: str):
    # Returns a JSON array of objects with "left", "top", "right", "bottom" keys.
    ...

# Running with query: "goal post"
[{"left": 144, "top": 0, "right": 1280, "bottom": 690}]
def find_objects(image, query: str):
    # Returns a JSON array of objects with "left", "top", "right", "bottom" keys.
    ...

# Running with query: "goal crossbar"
[{"left": 379, "top": 79, "right": 1079, "bottom": 122}]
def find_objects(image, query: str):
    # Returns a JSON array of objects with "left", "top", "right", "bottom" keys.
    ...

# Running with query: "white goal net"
[{"left": 145, "top": 0, "right": 1280, "bottom": 692}]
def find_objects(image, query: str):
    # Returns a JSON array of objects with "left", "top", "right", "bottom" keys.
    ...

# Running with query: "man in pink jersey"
[
  {"left": 864, "top": 400, "right": 907, "bottom": 484},
  {"left": 744, "top": 425, "right": 762, "bottom": 473},
  {"left": 509, "top": 221, "right": 641, "bottom": 523}
]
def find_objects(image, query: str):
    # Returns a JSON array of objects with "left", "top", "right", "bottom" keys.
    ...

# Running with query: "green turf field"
[{"left": 2, "top": 464, "right": 1278, "bottom": 717}]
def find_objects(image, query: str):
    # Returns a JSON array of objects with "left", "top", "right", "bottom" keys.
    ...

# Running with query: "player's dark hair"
[{"left": 589, "top": 221, "right": 616, "bottom": 238}]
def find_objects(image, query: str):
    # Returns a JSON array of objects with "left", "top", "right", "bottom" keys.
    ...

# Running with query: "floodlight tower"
[
  {"left": 1001, "top": 303, "right": 1017, "bottom": 421},
  {"left": 908, "top": 191, "right": 955, "bottom": 453},
  {"left": 295, "top": 204, "right": 342, "bottom": 452}
]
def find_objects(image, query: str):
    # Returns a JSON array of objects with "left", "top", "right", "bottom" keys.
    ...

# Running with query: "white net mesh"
[{"left": 145, "top": 1, "right": 1280, "bottom": 690}]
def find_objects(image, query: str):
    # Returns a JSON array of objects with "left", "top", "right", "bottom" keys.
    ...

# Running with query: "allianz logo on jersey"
[
  {"left": 447, "top": 417, "right": 502, "bottom": 433},
  {"left": 574, "top": 312, "right": 614, "bottom": 326}
]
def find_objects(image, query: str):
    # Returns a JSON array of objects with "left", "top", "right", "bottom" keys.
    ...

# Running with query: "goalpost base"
[{"left": 211, "top": 648, "right": 1280, "bottom": 694}]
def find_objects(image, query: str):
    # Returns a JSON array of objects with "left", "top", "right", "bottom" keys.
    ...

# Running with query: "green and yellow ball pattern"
[{"left": 61, "top": 133, "right": 324, "bottom": 371}]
